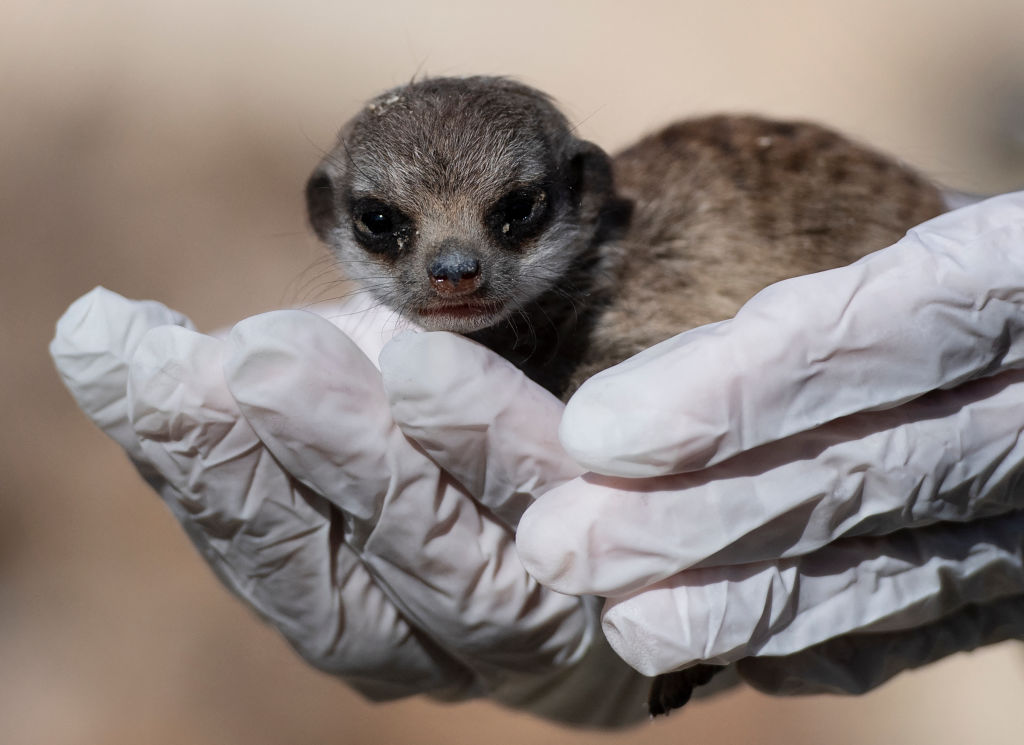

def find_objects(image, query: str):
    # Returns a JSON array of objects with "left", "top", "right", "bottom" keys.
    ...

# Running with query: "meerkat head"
[{"left": 306, "top": 76, "right": 618, "bottom": 333}]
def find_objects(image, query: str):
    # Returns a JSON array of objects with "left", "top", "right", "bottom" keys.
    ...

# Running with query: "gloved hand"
[
  {"left": 50, "top": 288, "right": 651, "bottom": 727},
  {"left": 511, "top": 190, "right": 1024, "bottom": 694},
  {"left": 53, "top": 187, "right": 1024, "bottom": 714}
]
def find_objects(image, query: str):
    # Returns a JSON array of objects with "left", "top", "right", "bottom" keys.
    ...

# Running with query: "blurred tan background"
[{"left": 4, "top": 1, "right": 1024, "bottom": 743}]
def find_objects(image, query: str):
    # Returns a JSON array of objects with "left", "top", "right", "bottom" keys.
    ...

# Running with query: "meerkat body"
[
  {"left": 577, "top": 115, "right": 945, "bottom": 390},
  {"left": 306, "top": 76, "right": 946, "bottom": 713}
]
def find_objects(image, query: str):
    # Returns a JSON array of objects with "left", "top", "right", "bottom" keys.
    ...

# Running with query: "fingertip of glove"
[
  {"left": 227, "top": 308, "right": 371, "bottom": 373},
  {"left": 561, "top": 382, "right": 669, "bottom": 479},
  {"left": 600, "top": 590, "right": 704, "bottom": 677},
  {"left": 559, "top": 386, "right": 620, "bottom": 469},
  {"left": 228, "top": 309, "right": 315, "bottom": 351},
  {"left": 51, "top": 287, "right": 192, "bottom": 363},
  {"left": 381, "top": 329, "right": 471, "bottom": 366},
  {"left": 51, "top": 287, "right": 197, "bottom": 435},
  {"left": 379, "top": 331, "right": 493, "bottom": 406},
  {"left": 379, "top": 330, "right": 448, "bottom": 384},
  {"left": 224, "top": 309, "right": 387, "bottom": 430},
  {"left": 599, "top": 607, "right": 664, "bottom": 678},
  {"left": 226, "top": 309, "right": 333, "bottom": 386},
  {"left": 515, "top": 499, "right": 581, "bottom": 594},
  {"left": 130, "top": 323, "right": 213, "bottom": 372},
  {"left": 127, "top": 325, "right": 229, "bottom": 439},
  {"left": 378, "top": 328, "right": 427, "bottom": 356},
  {"left": 52, "top": 286, "right": 114, "bottom": 350}
]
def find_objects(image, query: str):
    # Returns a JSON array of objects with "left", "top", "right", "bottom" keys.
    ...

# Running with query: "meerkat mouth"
[{"left": 416, "top": 299, "right": 506, "bottom": 330}]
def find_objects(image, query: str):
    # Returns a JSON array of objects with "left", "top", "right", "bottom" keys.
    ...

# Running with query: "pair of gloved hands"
[{"left": 51, "top": 192, "right": 1024, "bottom": 728}]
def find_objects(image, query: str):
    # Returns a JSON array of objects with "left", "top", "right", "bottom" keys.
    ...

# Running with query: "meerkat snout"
[{"left": 427, "top": 249, "right": 482, "bottom": 296}]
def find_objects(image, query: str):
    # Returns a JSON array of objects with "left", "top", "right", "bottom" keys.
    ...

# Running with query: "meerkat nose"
[{"left": 428, "top": 251, "right": 482, "bottom": 296}]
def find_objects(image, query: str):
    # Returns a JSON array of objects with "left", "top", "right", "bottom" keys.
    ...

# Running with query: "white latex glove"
[
  {"left": 50, "top": 288, "right": 651, "bottom": 727},
  {"left": 511, "top": 190, "right": 1024, "bottom": 694}
]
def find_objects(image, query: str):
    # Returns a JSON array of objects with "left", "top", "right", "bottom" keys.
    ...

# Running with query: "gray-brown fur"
[
  {"left": 306, "top": 76, "right": 946, "bottom": 713},
  {"left": 308, "top": 77, "right": 944, "bottom": 399}
]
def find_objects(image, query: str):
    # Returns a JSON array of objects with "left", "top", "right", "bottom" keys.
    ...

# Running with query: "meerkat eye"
[
  {"left": 503, "top": 190, "right": 541, "bottom": 221},
  {"left": 488, "top": 187, "right": 550, "bottom": 245},
  {"left": 497, "top": 188, "right": 546, "bottom": 223},
  {"left": 361, "top": 209, "right": 393, "bottom": 234},
  {"left": 354, "top": 201, "right": 399, "bottom": 235},
  {"left": 350, "top": 198, "right": 412, "bottom": 255}
]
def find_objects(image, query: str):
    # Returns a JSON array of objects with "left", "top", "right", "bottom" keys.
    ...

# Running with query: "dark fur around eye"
[
  {"left": 350, "top": 198, "right": 414, "bottom": 256},
  {"left": 487, "top": 186, "right": 551, "bottom": 247}
]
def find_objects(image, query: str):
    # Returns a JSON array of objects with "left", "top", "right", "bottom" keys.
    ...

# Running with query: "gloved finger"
[
  {"left": 598, "top": 510, "right": 1024, "bottom": 675},
  {"left": 224, "top": 311, "right": 593, "bottom": 679},
  {"left": 561, "top": 191, "right": 1024, "bottom": 478},
  {"left": 518, "top": 368, "right": 1024, "bottom": 596},
  {"left": 379, "top": 331, "right": 582, "bottom": 529},
  {"left": 306, "top": 291, "right": 421, "bottom": 370},
  {"left": 49, "top": 286, "right": 194, "bottom": 463},
  {"left": 737, "top": 594, "right": 1024, "bottom": 695},
  {"left": 127, "top": 324, "right": 472, "bottom": 700}
]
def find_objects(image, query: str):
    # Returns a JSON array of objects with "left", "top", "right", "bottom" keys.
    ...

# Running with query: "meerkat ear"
[
  {"left": 567, "top": 140, "right": 614, "bottom": 210},
  {"left": 305, "top": 165, "right": 340, "bottom": 242},
  {"left": 568, "top": 140, "right": 632, "bottom": 235}
]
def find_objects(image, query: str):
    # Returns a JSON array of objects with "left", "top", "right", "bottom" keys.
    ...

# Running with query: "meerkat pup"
[{"left": 305, "top": 76, "right": 947, "bottom": 715}]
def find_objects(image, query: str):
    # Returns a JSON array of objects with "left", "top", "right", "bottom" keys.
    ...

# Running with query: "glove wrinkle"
[
  {"left": 381, "top": 331, "right": 581, "bottom": 529},
  {"left": 225, "top": 311, "right": 603, "bottom": 689},
  {"left": 522, "top": 364, "right": 1024, "bottom": 602},
  {"left": 52, "top": 289, "right": 531, "bottom": 708},
  {"left": 601, "top": 506, "right": 1024, "bottom": 677}
]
